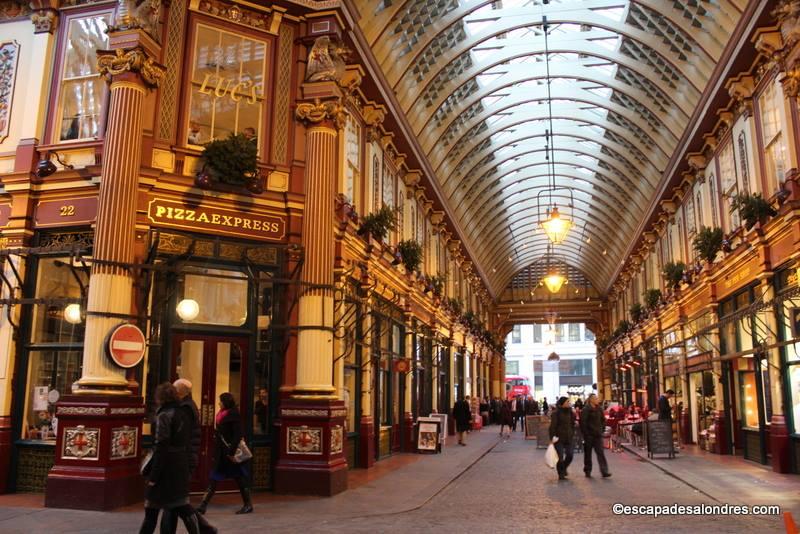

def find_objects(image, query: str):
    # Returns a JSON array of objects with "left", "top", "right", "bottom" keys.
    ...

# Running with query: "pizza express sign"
[{"left": 148, "top": 198, "right": 286, "bottom": 241}]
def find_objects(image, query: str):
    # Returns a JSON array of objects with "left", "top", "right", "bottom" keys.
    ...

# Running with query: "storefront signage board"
[
  {"left": 106, "top": 323, "right": 146, "bottom": 368},
  {"left": 147, "top": 198, "right": 286, "bottom": 242},
  {"left": 416, "top": 419, "right": 441, "bottom": 454},
  {"left": 646, "top": 420, "right": 675, "bottom": 459},
  {"left": 35, "top": 196, "right": 98, "bottom": 227}
]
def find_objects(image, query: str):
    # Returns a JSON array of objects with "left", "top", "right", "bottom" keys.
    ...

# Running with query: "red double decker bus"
[{"left": 505, "top": 375, "right": 531, "bottom": 400}]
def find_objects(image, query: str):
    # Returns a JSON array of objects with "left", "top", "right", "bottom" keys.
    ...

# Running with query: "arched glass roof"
[{"left": 356, "top": 0, "right": 746, "bottom": 296}]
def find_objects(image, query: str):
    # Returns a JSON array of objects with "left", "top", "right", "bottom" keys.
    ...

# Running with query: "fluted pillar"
[
  {"left": 293, "top": 98, "right": 343, "bottom": 397},
  {"left": 45, "top": 28, "right": 164, "bottom": 510},
  {"left": 275, "top": 84, "right": 348, "bottom": 496}
]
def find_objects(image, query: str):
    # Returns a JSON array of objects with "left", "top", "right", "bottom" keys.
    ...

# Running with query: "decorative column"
[
  {"left": 275, "top": 80, "right": 348, "bottom": 495},
  {"left": 45, "top": 26, "right": 164, "bottom": 509},
  {"left": 358, "top": 298, "right": 375, "bottom": 467}
]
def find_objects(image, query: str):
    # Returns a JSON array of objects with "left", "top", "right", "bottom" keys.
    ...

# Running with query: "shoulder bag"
[{"left": 220, "top": 434, "right": 253, "bottom": 464}]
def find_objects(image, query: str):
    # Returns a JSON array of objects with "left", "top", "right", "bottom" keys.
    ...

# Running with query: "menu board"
[
  {"left": 647, "top": 420, "right": 675, "bottom": 458},
  {"left": 536, "top": 415, "right": 551, "bottom": 448},
  {"left": 417, "top": 418, "right": 442, "bottom": 454},
  {"left": 524, "top": 415, "right": 540, "bottom": 440}
]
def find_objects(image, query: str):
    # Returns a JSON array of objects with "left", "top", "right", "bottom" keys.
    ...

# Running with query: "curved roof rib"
[{"left": 356, "top": 0, "right": 744, "bottom": 297}]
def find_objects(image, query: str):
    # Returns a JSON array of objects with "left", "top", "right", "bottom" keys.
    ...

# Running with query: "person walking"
[
  {"left": 581, "top": 394, "right": 611, "bottom": 478},
  {"left": 453, "top": 396, "right": 471, "bottom": 446},
  {"left": 197, "top": 392, "right": 253, "bottom": 515},
  {"left": 541, "top": 397, "right": 549, "bottom": 415},
  {"left": 548, "top": 397, "right": 576, "bottom": 481},
  {"left": 480, "top": 397, "right": 490, "bottom": 427},
  {"left": 514, "top": 395, "right": 526, "bottom": 433},
  {"left": 499, "top": 399, "right": 514, "bottom": 438},
  {"left": 168, "top": 379, "right": 216, "bottom": 534},
  {"left": 510, "top": 396, "right": 518, "bottom": 431},
  {"left": 658, "top": 389, "right": 675, "bottom": 421},
  {"left": 139, "top": 383, "right": 198, "bottom": 534}
]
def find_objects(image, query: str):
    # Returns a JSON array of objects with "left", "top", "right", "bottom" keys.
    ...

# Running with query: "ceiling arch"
[{"left": 355, "top": 0, "right": 745, "bottom": 297}]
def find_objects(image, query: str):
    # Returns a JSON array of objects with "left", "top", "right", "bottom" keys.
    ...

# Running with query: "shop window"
[
  {"left": 511, "top": 325, "right": 521, "bottom": 344},
  {"left": 759, "top": 79, "right": 789, "bottom": 194},
  {"left": 56, "top": 14, "right": 111, "bottom": 142},
  {"left": 178, "top": 267, "right": 248, "bottom": 326},
  {"left": 777, "top": 271, "right": 800, "bottom": 433},
  {"left": 740, "top": 371, "right": 759, "bottom": 429},
  {"left": 30, "top": 257, "right": 88, "bottom": 343},
  {"left": 24, "top": 350, "right": 82, "bottom": 441},
  {"left": 252, "top": 272, "right": 274, "bottom": 435},
  {"left": 186, "top": 24, "right": 267, "bottom": 149}
]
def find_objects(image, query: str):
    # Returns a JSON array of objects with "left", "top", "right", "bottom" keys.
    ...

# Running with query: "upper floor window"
[
  {"left": 533, "top": 323, "right": 542, "bottom": 343},
  {"left": 759, "top": 79, "right": 789, "bottom": 194},
  {"left": 56, "top": 14, "right": 111, "bottom": 142},
  {"left": 568, "top": 323, "right": 580, "bottom": 342},
  {"left": 719, "top": 140, "right": 740, "bottom": 230},
  {"left": 186, "top": 25, "right": 267, "bottom": 152},
  {"left": 511, "top": 325, "right": 521, "bottom": 344},
  {"left": 344, "top": 117, "right": 361, "bottom": 203}
]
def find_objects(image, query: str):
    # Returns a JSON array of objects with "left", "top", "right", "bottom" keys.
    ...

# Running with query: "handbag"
[
  {"left": 221, "top": 435, "right": 252, "bottom": 464},
  {"left": 140, "top": 450, "right": 154, "bottom": 476}
]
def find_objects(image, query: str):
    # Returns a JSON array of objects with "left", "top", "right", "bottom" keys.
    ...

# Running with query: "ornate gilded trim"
[
  {"left": 31, "top": 9, "right": 57, "bottom": 34},
  {"left": 56, "top": 406, "right": 106, "bottom": 416},
  {"left": 295, "top": 98, "right": 347, "bottom": 129},
  {"left": 0, "top": 40, "right": 20, "bottom": 143},
  {"left": 281, "top": 408, "right": 328, "bottom": 417},
  {"left": 96, "top": 47, "right": 165, "bottom": 88}
]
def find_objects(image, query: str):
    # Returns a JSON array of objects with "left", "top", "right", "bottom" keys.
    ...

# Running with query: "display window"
[
  {"left": 55, "top": 13, "right": 112, "bottom": 142},
  {"left": 21, "top": 249, "right": 90, "bottom": 442},
  {"left": 186, "top": 24, "right": 268, "bottom": 150},
  {"left": 775, "top": 268, "right": 800, "bottom": 434},
  {"left": 739, "top": 370, "right": 759, "bottom": 429},
  {"left": 177, "top": 267, "right": 248, "bottom": 327}
]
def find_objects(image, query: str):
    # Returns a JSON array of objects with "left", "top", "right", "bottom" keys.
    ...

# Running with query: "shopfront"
[
  {"left": 371, "top": 299, "right": 404, "bottom": 459},
  {"left": 774, "top": 266, "right": 800, "bottom": 472},
  {"left": 719, "top": 285, "right": 770, "bottom": 464}
]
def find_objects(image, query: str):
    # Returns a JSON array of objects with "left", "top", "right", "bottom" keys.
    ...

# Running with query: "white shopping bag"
[{"left": 544, "top": 443, "right": 559, "bottom": 469}]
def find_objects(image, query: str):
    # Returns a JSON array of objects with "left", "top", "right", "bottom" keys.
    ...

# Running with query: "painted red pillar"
[
  {"left": 770, "top": 415, "right": 791, "bottom": 473},
  {"left": 44, "top": 27, "right": 164, "bottom": 510}
]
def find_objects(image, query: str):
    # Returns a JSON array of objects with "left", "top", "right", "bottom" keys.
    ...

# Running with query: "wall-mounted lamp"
[
  {"left": 176, "top": 298, "right": 200, "bottom": 321},
  {"left": 35, "top": 151, "right": 74, "bottom": 178},
  {"left": 63, "top": 303, "right": 83, "bottom": 325}
]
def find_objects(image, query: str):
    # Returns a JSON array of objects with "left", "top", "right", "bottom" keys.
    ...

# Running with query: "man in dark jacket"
[
  {"left": 580, "top": 394, "right": 611, "bottom": 478},
  {"left": 453, "top": 396, "right": 471, "bottom": 446},
  {"left": 514, "top": 395, "right": 526, "bottom": 433},
  {"left": 658, "top": 390, "right": 675, "bottom": 421},
  {"left": 168, "top": 379, "right": 216, "bottom": 534},
  {"left": 549, "top": 397, "right": 576, "bottom": 480}
]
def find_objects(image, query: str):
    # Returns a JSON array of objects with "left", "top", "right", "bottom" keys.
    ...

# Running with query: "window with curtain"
[
  {"left": 685, "top": 195, "right": 696, "bottom": 235},
  {"left": 344, "top": 117, "right": 361, "bottom": 203},
  {"left": 56, "top": 14, "right": 111, "bottom": 142},
  {"left": 719, "top": 141, "right": 740, "bottom": 230},
  {"left": 186, "top": 24, "right": 267, "bottom": 149},
  {"left": 759, "top": 80, "right": 789, "bottom": 194}
]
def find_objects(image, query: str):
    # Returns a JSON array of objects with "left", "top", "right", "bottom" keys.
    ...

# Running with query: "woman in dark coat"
[
  {"left": 197, "top": 392, "right": 253, "bottom": 515},
  {"left": 140, "top": 383, "right": 198, "bottom": 534},
  {"left": 453, "top": 396, "right": 472, "bottom": 446},
  {"left": 499, "top": 399, "right": 514, "bottom": 438}
]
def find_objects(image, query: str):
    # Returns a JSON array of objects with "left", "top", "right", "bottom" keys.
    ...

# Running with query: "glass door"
[{"left": 173, "top": 334, "right": 248, "bottom": 491}]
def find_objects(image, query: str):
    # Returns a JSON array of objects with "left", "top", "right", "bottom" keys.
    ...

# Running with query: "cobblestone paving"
[
  {"left": 0, "top": 433, "right": 792, "bottom": 533},
  {"left": 302, "top": 436, "right": 785, "bottom": 534}
]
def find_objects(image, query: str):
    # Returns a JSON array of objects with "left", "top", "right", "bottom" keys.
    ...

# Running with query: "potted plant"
[
  {"left": 396, "top": 239, "right": 423, "bottom": 273},
  {"left": 197, "top": 133, "right": 260, "bottom": 192},
  {"left": 629, "top": 303, "right": 644, "bottom": 324},
  {"left": 643, "top": 288, "right": 662, "bottom": 311},
  {"left": 447, "top": 298, "right": 463, "bottom": 316},
  {"left": 430, "top": 273, "right": 446, "bottom": 296},
  {"left": 358, "top": 205, "right": 397, "bottom": 242},
  {"left": 662, "top": 261, "right": 686, "bottom": 289},
  {"left": 613, "top": 320, "right": 631, "bottom": 338},
  {"left": 730, "top": 192, "right": 777, "bottom": 230},
  {"left": 692, "top": 226, "right": 724, "bottom": 264}
]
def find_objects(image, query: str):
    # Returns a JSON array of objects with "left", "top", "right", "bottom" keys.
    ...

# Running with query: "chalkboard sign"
[
  {"left": 647, "top": 420, "right": 675, "bottom": 459},
  {"left": 524, "top": 415, "right": 538, "bottom": 440},
  {"left": 536, "top": 415, "right": 551, "bottom": 449}
]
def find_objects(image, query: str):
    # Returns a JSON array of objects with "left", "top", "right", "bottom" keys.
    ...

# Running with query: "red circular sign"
[{"left": 106, "top": 323, "right": 146, "bottom": 368}]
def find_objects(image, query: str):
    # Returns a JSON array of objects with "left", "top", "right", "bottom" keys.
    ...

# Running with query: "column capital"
[
  {"left": 296, "top": 97, "right": 347, "bottom": 129},
  {"left": 97, "top": 46, "right": 165, "bottom": 89}
]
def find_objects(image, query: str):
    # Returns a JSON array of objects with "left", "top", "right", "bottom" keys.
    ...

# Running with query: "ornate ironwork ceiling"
[{"left": 356, "top": 0, "right": 745, "bottom": 297}]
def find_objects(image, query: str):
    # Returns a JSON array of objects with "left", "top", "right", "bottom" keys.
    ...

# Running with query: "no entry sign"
[{"left": 106, "top": 323, "right": 146, "bottom": 368}]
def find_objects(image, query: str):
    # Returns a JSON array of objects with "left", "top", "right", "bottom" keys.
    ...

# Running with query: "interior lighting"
[
  {"left": 543, "top": 273, "right": 566, "bottom": 293},
  {"left": 541, "top": 206, "right": 572, "bottom": 244},
  {"left": 176, "top": 298, "right": 200, "bottom": 321},
  {"left": 64, "top": 303, "right": 82, "bottom": 325}
]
